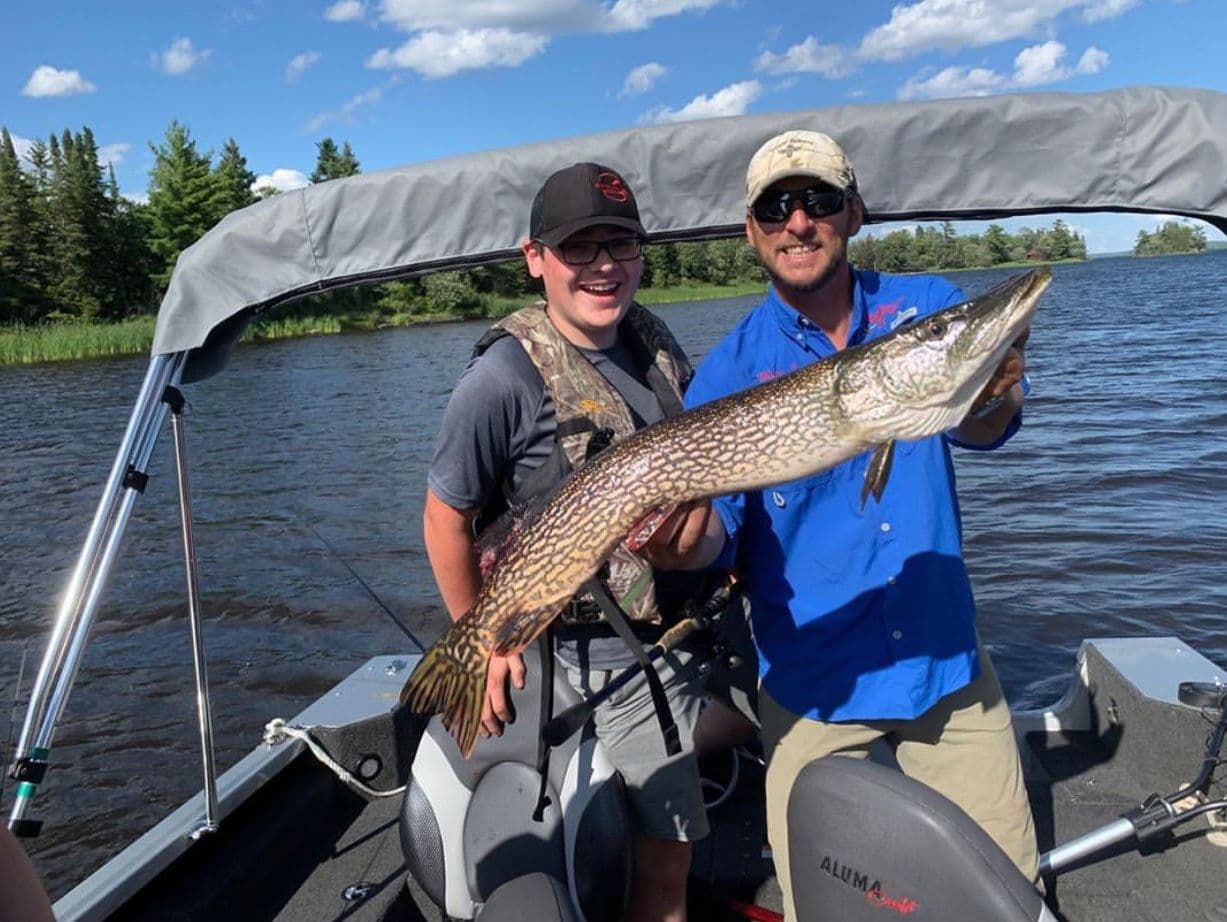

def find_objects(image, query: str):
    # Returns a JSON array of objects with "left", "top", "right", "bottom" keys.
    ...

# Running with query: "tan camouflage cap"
[{"left": 745, "top": 130, "right": 858, "bottom": 208}]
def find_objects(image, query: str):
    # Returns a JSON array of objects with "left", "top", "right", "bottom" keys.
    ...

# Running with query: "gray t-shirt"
[{"left": 427, "top": 332, "right": 679, "bottom": 670}]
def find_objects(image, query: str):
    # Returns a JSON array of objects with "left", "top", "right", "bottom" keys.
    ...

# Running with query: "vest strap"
[{"left": 581, "top": 577, "right": 681, "bottom": 757}]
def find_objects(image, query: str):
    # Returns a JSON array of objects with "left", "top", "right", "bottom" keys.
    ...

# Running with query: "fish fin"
[
  {"left": 624, "top": 503, "right": 678, "bottom": 552},
  {"left": 860, "top": 441, "right": 896, "bottom": 509},
  {"left": 399, "top": 619, "right": 491, "bottom": 758}
]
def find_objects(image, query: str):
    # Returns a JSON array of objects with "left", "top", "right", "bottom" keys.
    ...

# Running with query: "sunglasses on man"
[
  {"left": 751, "top": 186, "right": 846, "bottom": 224},
  {"left": 543, "top": 236, "right": 644, "bottom": 266}
]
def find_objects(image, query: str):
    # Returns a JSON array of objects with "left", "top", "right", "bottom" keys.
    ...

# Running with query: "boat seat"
[
  {"left": 787, "top": 756, "right": 1057, "bottom": 922},
  {"left": 400, "top": 638, "right": 631, "bottom": 922}
]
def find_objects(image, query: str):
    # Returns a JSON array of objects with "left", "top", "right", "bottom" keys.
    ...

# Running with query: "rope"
[{"left": 264, "top": 718, "right": 406, "bottom": 799}]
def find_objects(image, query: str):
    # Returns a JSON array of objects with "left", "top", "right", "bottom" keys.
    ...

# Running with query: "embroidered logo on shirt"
[
  {"left": 890, "top": 307, "right": 919, "bottom": 331},
  {"left": 868, "top": 297, "right": 905, "bottom": 329}
]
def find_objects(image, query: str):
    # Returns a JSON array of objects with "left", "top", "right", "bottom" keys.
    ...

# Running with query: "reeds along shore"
[{"left": 0, "top": 281, "right": 766, "bottom": 367}]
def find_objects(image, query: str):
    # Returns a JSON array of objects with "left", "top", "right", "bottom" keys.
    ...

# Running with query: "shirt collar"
[{"left": 765, "top": 265, "right": 869, "bottom": 356}]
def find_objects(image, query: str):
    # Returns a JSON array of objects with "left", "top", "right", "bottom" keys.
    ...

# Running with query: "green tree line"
[
  {"left": 1134, "top": 221, "right": 1207, "bottom": 256},
  {"left": 849, "top": 220, "right": 1087, "bottom": 272},
  {"left": 1, "top": 120, "right": 771, "bottom": 329}
]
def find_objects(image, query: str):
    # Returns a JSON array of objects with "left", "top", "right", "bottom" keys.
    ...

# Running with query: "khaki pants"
[{"left": 759, "top": 650, "right": 1039, "bottom": 921}]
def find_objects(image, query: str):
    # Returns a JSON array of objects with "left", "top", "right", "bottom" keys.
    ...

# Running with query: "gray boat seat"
[
  {"left": 788, "top": 756, "right": 1055, "bottom": 922},
  {"left": 400, "top": 639, "right": 631, "bottom": 921}
]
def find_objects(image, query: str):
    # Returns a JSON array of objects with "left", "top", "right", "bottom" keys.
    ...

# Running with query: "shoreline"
[
  {"left": 3, "top": 249, "right": 1210, "bottom": 367},
  {"left": 0, "top": 281, "right": 767, "bottom": 368}
]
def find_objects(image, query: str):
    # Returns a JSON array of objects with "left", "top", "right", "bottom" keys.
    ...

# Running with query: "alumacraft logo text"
[{"left": 820, "top": 855, "right": 920, "bottom": 915}]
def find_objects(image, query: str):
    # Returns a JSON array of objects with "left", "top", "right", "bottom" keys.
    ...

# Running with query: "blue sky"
[{"left": 5, "top": 0, "right": 1224, "bottom": 254}]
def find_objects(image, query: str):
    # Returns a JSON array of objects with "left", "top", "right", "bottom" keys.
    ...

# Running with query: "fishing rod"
[
  {"left": 302, "top": 521, "right": 426, "bottom": 653},
  {"left": 542, "top": 574, "right": 743, "bottom": 748}
]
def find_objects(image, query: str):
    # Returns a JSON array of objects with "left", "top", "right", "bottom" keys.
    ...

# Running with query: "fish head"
[{"left": 835, "top": 268, "right": 1050, "bottom": 442}]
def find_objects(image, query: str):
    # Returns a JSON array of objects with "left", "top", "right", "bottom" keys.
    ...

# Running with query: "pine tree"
[
  {"left": 0, "top": 128, "right": 44, "bottom": 323},
  {"left": 41, "top": 127, "right": 110, "bottom": 319},
  {"left": 213, "top": 137, "right": 256, "bottom": 218},
  {"left": 146, "top": 120, "right": 225, "bottom": 289},
  {"left": 310, "top": 138, "right": 340, "bottom": 184},
  {"left": 336, "top": 141, "right": 360, "bottom": 177},
  {"left": 310, "top": 138, "right": 361, "bottom": 183}
]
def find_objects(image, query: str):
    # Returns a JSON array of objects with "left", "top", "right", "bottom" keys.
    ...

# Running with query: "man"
[
  {"left": 424, "top": 162, "right": 711, "bottom": 922},
  {"left": 647, "top": 130, "right": 1039, "bottom": 919}
]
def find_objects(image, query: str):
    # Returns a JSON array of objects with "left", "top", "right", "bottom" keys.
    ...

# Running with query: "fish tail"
[{"left": 399, "top": 620, "right": 490, "bottom": 758}]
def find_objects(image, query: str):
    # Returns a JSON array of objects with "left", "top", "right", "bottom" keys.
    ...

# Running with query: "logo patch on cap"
[{"left": 595, "top": 171, "right": 630, "bottom": 203}]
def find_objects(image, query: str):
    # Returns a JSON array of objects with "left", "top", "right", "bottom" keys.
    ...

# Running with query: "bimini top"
[{"left": 156, "top": 85, "right": 1227, "bottom": 382}]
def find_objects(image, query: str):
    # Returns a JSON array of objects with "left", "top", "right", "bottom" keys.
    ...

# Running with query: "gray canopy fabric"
[{"left": 156, "top": 85, "right": 1227, "bottom": 382}]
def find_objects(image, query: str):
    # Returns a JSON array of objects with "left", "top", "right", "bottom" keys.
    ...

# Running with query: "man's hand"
[
  {"left": 481, "top": 651, "right": 526, "bottom": 738},
  {"left": 641, "top": 500, "right": 722, "bottom": 570},
  {"left": 971, "top": 327, "right": 1029, "bottom": 412}
]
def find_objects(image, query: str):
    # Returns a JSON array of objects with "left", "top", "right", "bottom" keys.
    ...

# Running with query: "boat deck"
[
  {"left": 99, "top": 723, "right": 1227, "bottom": 922},
  {"left": 56, "top": 639, "right": 1227, "bottom": 922}
]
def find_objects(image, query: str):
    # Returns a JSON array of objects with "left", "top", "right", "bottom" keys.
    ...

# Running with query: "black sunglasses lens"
[
  {"left": 752, "top": 188, "right": 844, "bottom": 223},
  {"left": 558, "top": 237, "right": 642, "bottom": 265}
]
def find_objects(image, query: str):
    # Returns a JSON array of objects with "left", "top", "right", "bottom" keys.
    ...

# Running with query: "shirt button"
[
  {"left": 892, "top": 630, "right": 903, "bottom": 640},
  {"left": 887, "top": 576, "right": 897, "bottom": 585},
  {"left": 795, "top": 333, "right": 804, "bottom": 342},
  {"left": 880, "top": 522, "right": 891, "bottom": 533}
]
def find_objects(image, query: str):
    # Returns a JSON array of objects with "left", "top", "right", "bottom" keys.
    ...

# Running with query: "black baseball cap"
[{"left": 529, "top": 162, "right": 646, "bottom": 246}]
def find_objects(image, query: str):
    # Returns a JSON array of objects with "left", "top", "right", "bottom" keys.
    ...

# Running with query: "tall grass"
[
  {"left": 0, "top": 318, "right": 156, "bottom": 365},
  {"left": 0, "top": 280, "right": 767, "bottom": 367}
]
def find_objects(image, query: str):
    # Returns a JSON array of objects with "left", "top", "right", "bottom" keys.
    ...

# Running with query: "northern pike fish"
[{"left": 402, "top": 267, "right": 1051, "bottom": 756}]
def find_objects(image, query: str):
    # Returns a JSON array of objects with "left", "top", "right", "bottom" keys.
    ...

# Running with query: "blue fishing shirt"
[{"left": 684, "top": 268, "right": 1022, "bottom": 723}]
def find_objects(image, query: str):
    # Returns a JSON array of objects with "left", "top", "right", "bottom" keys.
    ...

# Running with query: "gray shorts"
[{"left": 563, "top": 645, "right": 710, "bottom": 842}]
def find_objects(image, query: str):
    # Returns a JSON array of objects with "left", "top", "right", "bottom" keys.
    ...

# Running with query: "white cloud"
[
  {"left": 604, "top": 0, "right": 723, "bottom": 31},
  {"left": 367, "top": 28, "right": 547, "bottom": 78},
  {"left": 900, "top": 40, "right": 1108, "bottom": 99},
  {"left": 642, "top": 80, "right": 761, "bottom": 124},
  {"left": 251, "top": 168, "right": 310, "bottom": 194},
  {"left": 619, "top": 62, "right": 666, "bottom": 98},
  {"left": 1075, "top": 46, "right": 1110, "bottom": 74},
  {"left": 859, "top": 0, "right": 1115, "bottom": 62},
  {"left": 98, "top": 142, "right": 130, "bottom": 168},
  {"left": 1012, "top": 40, "right": 1069, "bottom": 86},
  {"left": 325, "top": 0, "right": 366, "bottom": 21},
  {"left": 21, "top": 65, "right": 97, "bottom": 97},
  {"left": 305, "top": 85, "right": 384, "bottom": 132},
  {"left": 899, "top": 65, "right": 1005, "bottom": 100},
  {"left": 1082, "top": 0, "right": 1140, "bottom": 22},
  {"left": 286, "top": 51, "right": 322, "bottom": 83},
  {"left": 152, "top": 38, "right": 211, "bottom": 76},
  {"left": 754, "top": 35, "right": 855, "bottom": 79}
]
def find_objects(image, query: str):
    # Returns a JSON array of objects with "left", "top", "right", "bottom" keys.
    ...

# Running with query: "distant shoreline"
[
  {"left": 2, "top": 249, "right": 1216, "bottom": 367},
  {"left": 0, "top": 281, "right": 767, "bottom": 368}
]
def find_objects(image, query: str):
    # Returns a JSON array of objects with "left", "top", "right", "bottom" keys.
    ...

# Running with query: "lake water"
[{"left": 3, "top": 251, "right": 1227, "bottom": 896}]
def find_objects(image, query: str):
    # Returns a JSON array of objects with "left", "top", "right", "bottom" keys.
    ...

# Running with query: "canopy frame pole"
[
  {"left": 165, "top": 385, "right": 219, "bottom": 837},
  {"left": 8, "top": 352, "right": 184, "bottom": 834}
]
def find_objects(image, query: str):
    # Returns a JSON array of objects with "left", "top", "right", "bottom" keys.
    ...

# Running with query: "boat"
[{"left": 7, "top": 85, "right": 1227, "bottom": 922}]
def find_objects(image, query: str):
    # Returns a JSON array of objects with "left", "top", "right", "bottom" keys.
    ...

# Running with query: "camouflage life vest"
[{"left": 474, "top": 300, "right": 692, "bottom": 625}]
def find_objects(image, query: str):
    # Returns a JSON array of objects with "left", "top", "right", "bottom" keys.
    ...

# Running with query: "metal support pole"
[
  {"left": 9, "top": 353, "right": 183, "bottom": 832},
  {"left": 1038, "top": 817, "right": 1135, "bottom": 876},
  {"left": 166, "top": 386, "right": 219, "bottom": 837}
]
